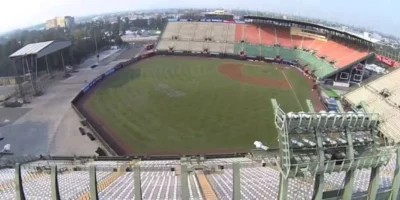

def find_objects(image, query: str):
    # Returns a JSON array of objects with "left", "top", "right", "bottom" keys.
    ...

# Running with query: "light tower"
[{"left": 271, "top": 98, "right": 393, "bottom": 200}]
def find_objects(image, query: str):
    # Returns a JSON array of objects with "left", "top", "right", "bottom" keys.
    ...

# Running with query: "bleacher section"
[
  {"left": 157, "top": 22, "right": 372, "bottom": 78},
  {"left": 295, "top": 50, "right": 336, "bottom": 78},
  {"left": 0, "top": 154, "right": 398, "bottom": 199},
  {"left": 291, "top": 35, "right": 303, "bottom": 48},
  {"left": 244, "top": 44, "right": 260, "bottom": 57},
  {"left": 235, "top": 24, "right": 244, "bottom": 42},
  {"left": 157, "top": 22, "right": 237, "bottom": 54},
  {"left": 275, "top": 27, "right": 292, "bottom": 48},
  {"left": 161, "top": 23, "right": 182, "bottom": 40},
  {"left": 244, "top": 24, "right": 260, "bottom": 45},
  {"left": 261, "top": 46, "right": 277, "bottom": 58},
  {"left": 345, "top": 68, "right": 400, "bottom": 143}
]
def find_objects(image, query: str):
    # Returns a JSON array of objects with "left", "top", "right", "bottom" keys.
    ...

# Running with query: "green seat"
[
  {"left": 277, "top": 48, "right": 295, "bottom": 60},
  {"left": 261, "top": 46, "right": 277, "bottom": 58},
  {"left": 244, "top": 44, "right": 260, "bottom": 57},
  {"left": 294, "top": 50, "right": 336, "bottom": 78},
  {"left": 234, "top": 43, "right": 243, "bottom": 54}
]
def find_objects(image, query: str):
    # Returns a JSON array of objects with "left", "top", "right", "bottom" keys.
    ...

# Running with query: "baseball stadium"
[{"left": 1, "top": 13, "right": 400, "bottom": 200}]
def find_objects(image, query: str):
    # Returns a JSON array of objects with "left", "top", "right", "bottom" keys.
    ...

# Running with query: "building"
[
  {"left": 46, "top": 16, "right": 74, "bottom": 29},
  {"left": 205, "top": 10, "right": 234, "bottom": 21}
]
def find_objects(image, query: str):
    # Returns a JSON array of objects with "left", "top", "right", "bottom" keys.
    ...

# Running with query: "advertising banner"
[
  {"left": 104, "top": 68, "right": 115, "bottom": 77},
  {"left": 376, "top": 55, "right": 396, "bottom": 67},
  {"left": 82, "top": 74, "right": 104, "bottom": 93}
]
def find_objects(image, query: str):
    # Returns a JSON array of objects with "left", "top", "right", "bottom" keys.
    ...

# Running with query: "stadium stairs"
[
  {"left": 0, "top": 170, "right": 47, "bottom": 192},
  {"left": 196, "top": 171, "right": 219, "bottom": 200}
]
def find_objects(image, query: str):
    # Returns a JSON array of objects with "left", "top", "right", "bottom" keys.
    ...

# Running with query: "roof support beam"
[
  {"left": 278, "top": 173, "right": 288, "bottom": 200},
  {"left": 233, "top": 162, "right": 241, "bottom": 200},
  {"left": 15, "top": 163, "right": 25, "bottom": 200},
  {"left": 389, "top": 145, "right": 400, "bottom": 200}
]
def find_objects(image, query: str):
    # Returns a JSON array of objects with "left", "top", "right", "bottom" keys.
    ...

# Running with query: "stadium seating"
[
  {"left": 226, "top": 24, "right": 237, "bottom": 43},
  {"left": 275, "top": 27, "right": 292, "bottom": 48},
  {"left": 244, "top": 24, "right": 260, "bottom": 45},
  {"left": 225, "top": 43, "right": 235, "bottom": 54},
  {"left": 208, "top": 167, "right": 315, "bottom": 200},
  {"left": 178, "top": 22, "right": 197, "bottom": 41},
  {"left": 234, "top": 43, "right": 244, "bottom": 55},
  {"left": 261, "top": 46, "right": 277, "bottom": 58},
  {"left": 193, "top": 23, "right": 212, "bottom": 41},
  {"left": 295, "top": 50, "right": 336, "bottom": 77},
  {"left": 336, "top": 49, "right": 369, "bottom": 67},
  {"left": 157, "top": 40, "right": 175, "bottom": 51},
  {"left": 344, "top": 69, "right": 400, "bottom": 143},
  {"left": 161, "top": 23, "right": 182, "bottom": 40},
  {"left": 301, "top": 38, "right": 314, "bottom": 50},
  {"left": 260, "top": 25, "right": 276, "bottom": 46},
  {"left": 277, "top": 47, "right": 295, "bottom": 61},
  {"left": 291, "top": 35, "right": 304, "bottom": 48},
  {"left": 244, "top": 44, "right": 261, "bottom": 57},
  {"left": 158, "top": 22, "right": 372, "bottom": 79},
  {"left": 366, "top": 68, "right": 400, "bottom": 93},
  {"left": 235, "top": 24, "right": 245, "bottom": 42},
  {"left": 0, "top": 155, "right": 398, "bottom": 199},
  {"left": 314, "top": 40, "right": 337, "bottom": 57},
  {"left": 308, "top": 39, "right": 326, "bottom": 51}
]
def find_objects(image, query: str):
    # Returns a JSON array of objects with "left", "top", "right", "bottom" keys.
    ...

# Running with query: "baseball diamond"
[{"left": 78, "top": 56, "right": 320, "bottom": 155}]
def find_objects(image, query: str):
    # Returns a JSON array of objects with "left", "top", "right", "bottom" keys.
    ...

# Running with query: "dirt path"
[
  {"left": 219, "top": 63, "right": 325, "bottom": 111},
  {"left": 290, "top": 68, "right": 325, "bottom": 111},
  {"left": 281, "top": 70, "right": 304, "bottom": 111},
  {"left": 218, "top": 64, "right": 291, "bottom": 89}
]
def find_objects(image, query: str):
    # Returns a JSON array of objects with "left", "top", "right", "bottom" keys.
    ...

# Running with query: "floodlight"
[
  {"left": 254, "top": 141, "right": 268, "bottom": 150},
  {"left": 298, "top": 112, "right": 310, "bottom": 119},
  {"left": 287, "top": 112, "right": 299, "bottom": 119}
]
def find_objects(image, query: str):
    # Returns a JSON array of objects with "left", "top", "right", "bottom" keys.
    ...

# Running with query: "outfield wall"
[{"left": 71, "top": 50, "right": 318, "bottom": 156}]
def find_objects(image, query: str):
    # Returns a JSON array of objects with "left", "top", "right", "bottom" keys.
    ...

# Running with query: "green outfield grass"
[{"left": 85, "top": 56, "right": 312, "bottom": 154}]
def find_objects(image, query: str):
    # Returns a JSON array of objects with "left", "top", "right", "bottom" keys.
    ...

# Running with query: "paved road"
[{"left": 0, "top": 48, "right": 134, "bottom": 157}]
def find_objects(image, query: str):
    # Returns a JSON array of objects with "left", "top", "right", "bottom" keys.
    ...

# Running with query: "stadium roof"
[
  {"left": 243, "top": 16, "right": 374, "bottom": 44},
  {"left": 9, "top": 40, "right": 72, "bottom": 59}
]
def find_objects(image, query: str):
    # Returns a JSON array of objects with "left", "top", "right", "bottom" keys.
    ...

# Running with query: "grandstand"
[
  {"left": 157, "top": 17, "right": 374, "bottom": 81},
  {"left": 344, "top": 68, "right": 400, "bottom": 143},
  {"left": 0, "top": 152, "right": 398, "bottom": 200},
  {"left": 0, "top": 14, "right": 395, "bottom": 200}
]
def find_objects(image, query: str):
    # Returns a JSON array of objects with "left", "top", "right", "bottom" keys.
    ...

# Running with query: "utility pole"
[{"left": 93, "top": 25, "right": 99, "bottom": 63}]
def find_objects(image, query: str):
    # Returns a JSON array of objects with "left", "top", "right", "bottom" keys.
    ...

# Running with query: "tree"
[
  {"left": 0, "top": 21, "right": 112, "bottom": 77},
  {"left": 114, "top": 35, "right": 123, "bottom": 46}
]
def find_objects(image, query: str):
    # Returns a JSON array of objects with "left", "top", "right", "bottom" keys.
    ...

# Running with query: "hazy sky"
[{"left": 0, "top": 0, "right": 399, "bottom": 36}]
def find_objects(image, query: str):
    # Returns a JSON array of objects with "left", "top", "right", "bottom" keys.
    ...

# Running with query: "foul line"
[{"left": 281, "top": 71, "right": 304, "bottom": 111}]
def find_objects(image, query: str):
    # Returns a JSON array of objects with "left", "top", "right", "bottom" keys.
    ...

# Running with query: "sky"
[{"left": 0, "top": 0, "right": 399, "bottom": 36}]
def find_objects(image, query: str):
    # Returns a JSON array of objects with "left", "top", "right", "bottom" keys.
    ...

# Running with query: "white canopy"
[{"left": 9, "top": 40, "right": 71, "bottom": 59}]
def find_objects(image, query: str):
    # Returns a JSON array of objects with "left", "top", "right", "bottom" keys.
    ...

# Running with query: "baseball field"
[{"left": 83, "top": 56, "right": 319, "bottom": 155}]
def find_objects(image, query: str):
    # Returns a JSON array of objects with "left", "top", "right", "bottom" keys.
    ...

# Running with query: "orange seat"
[
  {"left": 336, "top": 50, "right": 369, "bottom": 68},
  {"left": 301, "top": 38, "right": 315, "bottom": 49},
  {"left": 291, "top": 35, "right": 303, "bottom": 48},
  {"left": 308, "top": 40, "right": 326, "bottom": 51},
  {"left": 260, "top": 26, "right": 275, "bottom": 46},
  {"left": 315, "top": 41, "right": 336, "bottom": 57},
  {"left": 244, "top": 24, "right": 260, "bottom": 44},
  {"left": 235, "top": 24, "right": 244, "bottom": 42},
  {"left": 276, "top": 27, "right": 292, "bottom": 48}
]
